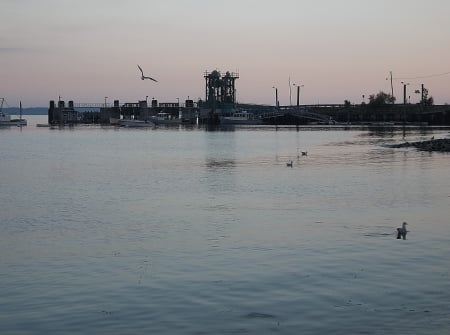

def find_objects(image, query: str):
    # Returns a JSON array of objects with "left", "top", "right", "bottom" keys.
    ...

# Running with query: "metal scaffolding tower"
[{"left": 204, "top": 70, "right": 239, "bottom": 108}]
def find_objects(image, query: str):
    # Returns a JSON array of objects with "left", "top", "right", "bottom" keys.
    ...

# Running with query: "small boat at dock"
[
  {"left": 0, "top": 113, "right": 27, "bottom": 126},
  {"left": 0, "top": 99, "right": 27, "bottom": 126},
  {"left": 151, "top": 112, "right": 182, "bottom": 125},
  {"left": 220, "top": 111, "right": 263, "bottom": 125},
  {"left": 118, "top": 119, "right": 155, "bottom": 127}
]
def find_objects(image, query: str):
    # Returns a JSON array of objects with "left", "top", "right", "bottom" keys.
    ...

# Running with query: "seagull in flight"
[{"left": 137, "top": 65, "right": 158, "bottom": 82}]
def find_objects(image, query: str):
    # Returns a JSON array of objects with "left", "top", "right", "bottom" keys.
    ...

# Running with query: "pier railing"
[{"left": 73, "top": 103, "right": 111, "bottom": 108}]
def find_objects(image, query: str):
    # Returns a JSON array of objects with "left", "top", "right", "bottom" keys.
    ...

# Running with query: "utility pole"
[
  {"left": 421, "top": 83, "right": 425, "bottom": 103},
  {"left": 404, "top": 85, "right": 407, "bottom": 104}
]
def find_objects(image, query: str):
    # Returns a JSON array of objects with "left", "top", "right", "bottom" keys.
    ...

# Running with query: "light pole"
[
  {"left": 272, "top": 86, "right": 279, "bottom": 109},
  {"left": 104, "top": 96, "right": 108, "bottom": 107},
  {"left": 289, "top": 77, "right": 292, "bottom": 106},
  {"left": 401, "top": 82, "right": 409, "bottom": 104},
  {"left": 293, "top": 84, "right": 304, "bottom": 107}
]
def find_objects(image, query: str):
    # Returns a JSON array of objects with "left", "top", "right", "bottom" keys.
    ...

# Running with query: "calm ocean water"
[{"left": 1, "top": 116, "right": 449, "bottom": 334}]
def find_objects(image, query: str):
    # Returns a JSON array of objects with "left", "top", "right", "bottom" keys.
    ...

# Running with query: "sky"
[{"left": 1, "top": 0, "right": 450, "bottom": 107}]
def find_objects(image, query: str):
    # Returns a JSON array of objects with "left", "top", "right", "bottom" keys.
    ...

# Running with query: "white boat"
[
  {"left": 220, "top": 111, "right": 262, "bottom": 125},
  {"left": 0, "top": 99, "right": 27, "bottom": 126},
  {"left": 0, "top": 112, "right": 27, "bottom": 126},
  {"left": 118, "top": 119, "right": 155, "bottom": 127},
  {"left": 151, "top": 112, "right": 181, "bottom": 125}
]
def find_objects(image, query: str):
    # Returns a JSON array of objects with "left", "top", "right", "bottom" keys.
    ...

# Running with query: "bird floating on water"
[
  {"left": 137, "top": 65, "right": 158, "bottom": 82},
  {"left": 397, "top": 222, "right": 408, "bottom": 240},
  {"left": 297, "top": 149, "right": 308, "bottom": 158}
]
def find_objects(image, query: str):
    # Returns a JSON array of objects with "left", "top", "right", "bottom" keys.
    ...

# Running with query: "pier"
[
  {"left": 47, "top": 98, "right": 197, "bottom": 126},
  {"left": 47, "top": 70, "right": 450, "bottom": 126},
  {"left": 47, "top": 99, "right": 450, "bottom": 127}
]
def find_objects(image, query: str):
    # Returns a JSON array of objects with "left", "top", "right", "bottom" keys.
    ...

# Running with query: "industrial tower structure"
[{"left": 203, "top": 70, "right": 239, "bottom": 109}]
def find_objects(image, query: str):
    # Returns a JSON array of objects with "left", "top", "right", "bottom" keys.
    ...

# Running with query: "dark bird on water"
[
  {"left": 297, "top": 149, "right": 308, "bottom": 158},
  {"left": 397, "top": 222, "right": 408, "bottom": 240},
  {"left": 137, "top": 65, "right": 158, "bottom": 82}
]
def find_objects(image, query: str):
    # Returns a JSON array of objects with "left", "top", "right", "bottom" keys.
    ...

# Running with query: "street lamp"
[
  {"left": 272, "top": 86, "right": 279, "bottom": 108},
  {"left": 289, "top": 78, "right": 292, "bottom": 106},
  {"left": 104, "top": 96, "right": 108, "bottom": 107},
  {"left": 293, "top": 84, "right": 304, "bottom": 107},
  {"left": 401, "top": 82, "right": 409, "bottom": 104}
]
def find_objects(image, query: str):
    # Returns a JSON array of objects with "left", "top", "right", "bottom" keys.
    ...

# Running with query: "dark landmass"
[
  {"left": 3, "top": 107, "right": 47, "bottom": 115},
  {"left": 389, "top": 138, "right": 450, "bottom": 152}
]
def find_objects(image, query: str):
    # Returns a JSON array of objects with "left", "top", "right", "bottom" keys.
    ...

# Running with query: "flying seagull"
[{"left": 137, "top": 65, "right": 158, "bottom": 82}]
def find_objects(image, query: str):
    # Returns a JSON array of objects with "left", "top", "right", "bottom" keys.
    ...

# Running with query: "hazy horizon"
[{"left": 2, "top": 0, "right": 450, "bottom": 107}]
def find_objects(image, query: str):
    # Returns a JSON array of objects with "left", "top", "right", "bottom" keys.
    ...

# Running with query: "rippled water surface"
[{"left": 1, "top": 117, "right": 450, "bottom": 334}]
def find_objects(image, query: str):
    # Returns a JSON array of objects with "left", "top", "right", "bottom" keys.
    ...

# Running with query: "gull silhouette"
[{"left": 137, "top": 65, "right": 158, "bottom": 82}]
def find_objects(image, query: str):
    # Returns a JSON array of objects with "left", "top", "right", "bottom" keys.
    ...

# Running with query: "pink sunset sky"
[{"left": 1, "top": 0, "right": 450, "bottom": 107}]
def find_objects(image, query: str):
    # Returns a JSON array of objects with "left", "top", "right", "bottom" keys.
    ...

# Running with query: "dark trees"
[{"left": 368, "top": 91, "right": 396, "bottom": 107}]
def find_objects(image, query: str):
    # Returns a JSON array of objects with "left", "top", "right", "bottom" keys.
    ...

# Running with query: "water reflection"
[
  {"left": 363, "top": 125, "right": 441, "bottom": 141},
  {"left": 203, "top": 124, "right": 237, "bottom": 132},
  {"left": 202, "top": 131, "right": 237, "bottom": 194},
  {"left": 205, "top": 159, "right": 235, "bottom": 170}
]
